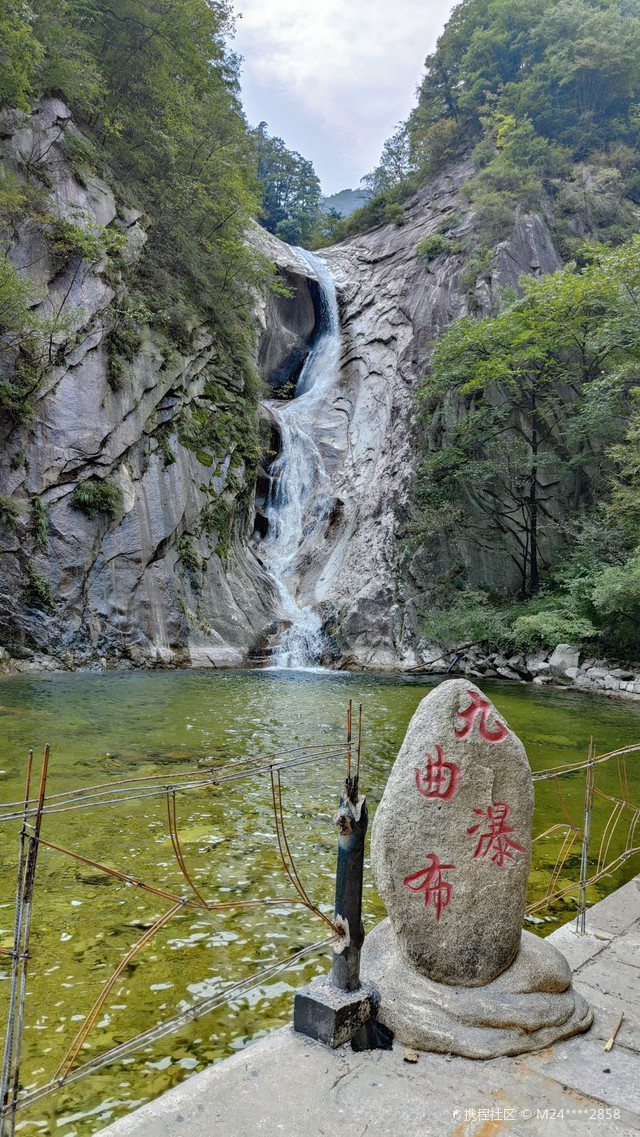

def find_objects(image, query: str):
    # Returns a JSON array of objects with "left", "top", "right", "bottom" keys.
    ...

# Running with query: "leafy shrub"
[
  {"left": 0, "top": 256, "right": 32, "bottom": 336},
  {"left": 0, "top": 494, "right": 20, "bottom": 529},
  {"left": 510, "top": 609, "right": 598, "bottom": 651},
  {"left": 70, "top": 479, "right": 122, "bottom": 519},
  {"left": 590, "top": 552, "right": 640, "bottom": 654},
  {"left": 0, "top": 354, "right": 41, "bottom": 425},
  {"left": 436, "top": 211, "right": 461, "bottom": 234},
  {"left": 178, "top": 535, "right": 202, "bottom": 574},
  {"left": 200, "top": 497, "right": 234, "bottom": 559},
  {"left": 0, "top": 0, "right": 43, "bottom": 110},
  {"left": 384, "top": 202, "right": 405, "bottom": 227},
  {"left": 419, "top": 589, "right": 513, "bottom": 651},
  {"left": 416, "top": 233, "right": 464, "bottom": 264},
  {"left": 24, "top": 564, "right": 55, "bottom": 609},
  {"left": 47, "top": 216, "right": 124, "bottom": 267},
  {"left": 156, "top": 427, "right": 176, "bottom": 467},
  {"left": 30, "top": 497, "right": 48, "bottom": 546}
]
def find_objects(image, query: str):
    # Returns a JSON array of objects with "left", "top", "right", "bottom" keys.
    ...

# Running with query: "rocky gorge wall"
[
  {"left": 275, "top": 167, "right": 565, "bottom": 670},
  {"left": 0, "top": 100, "right": 323, "bottom": 671},
  {"left": 0, "top": 100, "right": 633, "bottom": 680}
]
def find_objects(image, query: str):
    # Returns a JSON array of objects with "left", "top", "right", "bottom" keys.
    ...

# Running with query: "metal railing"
[
  {"left": 0, "top": 703, "right": 363, "bottom": 1136},
  {"left": 1, "top": 710, "right": 639, "bottom": 1134}
]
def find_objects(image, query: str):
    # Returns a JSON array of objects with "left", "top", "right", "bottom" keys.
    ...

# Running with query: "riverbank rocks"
[
  {"left": 549, "top": 643, "right": 581, "bottom": 677},
  {"left": 410, "top": 643, "right": 640, "bottom": 704},
  {"left": 362, "top": 680, "right": 592, "bottom": 1056}
]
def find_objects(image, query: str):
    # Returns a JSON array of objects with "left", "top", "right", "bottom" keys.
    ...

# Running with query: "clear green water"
[{"left": 0, "top": 669, "right": 639, "bottom": 1135}]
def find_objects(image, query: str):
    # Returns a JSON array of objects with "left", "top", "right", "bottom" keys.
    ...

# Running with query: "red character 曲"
[
  {"left": 467, "top": 802, "right": 526, "bottom": 867},
  {"left": 454, "top": 689, "right": 508, "bottom": 743},
  {"left": 414, "top": 744, "right": 461, "bottom": 802},
  {"left": 403, "top": 853, "right": 455, "bottom": 921}
]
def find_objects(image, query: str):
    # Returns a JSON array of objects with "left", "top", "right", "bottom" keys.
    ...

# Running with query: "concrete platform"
[{"left": 100, "top": 876, "right": 640, "bottom": 1137}]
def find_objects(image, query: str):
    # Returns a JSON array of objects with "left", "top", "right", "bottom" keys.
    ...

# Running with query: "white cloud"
[{"left": 232, "top": 0, "right": 457, "bottom": 194}]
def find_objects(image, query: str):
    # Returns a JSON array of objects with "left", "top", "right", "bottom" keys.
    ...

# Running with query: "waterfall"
[{"left": 259, "top": 248, "right": 341, "bottom": 669}]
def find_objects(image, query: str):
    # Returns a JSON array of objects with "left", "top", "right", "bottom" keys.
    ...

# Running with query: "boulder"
[
  {"left": 549, "top": 644, "right": 581, "bottom": 677},
  {"left": 371, "top": 680, "right": 533, "bottom": 987},
  {"left": 363, "top": 680, "right": 592, "bottom": 1056},
  {"left": 363, "top": 922, "right": 592, "bottom": 1058}
]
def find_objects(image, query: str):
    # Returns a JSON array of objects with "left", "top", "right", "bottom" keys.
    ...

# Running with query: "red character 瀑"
[
  {"left": 467, "top": 802, "right": 526, "bottom": 867},
  {"left": 414, "top": 745, "right": 460, "bottom": 801},
  {"left": 454, "top": 689, "right": 508, "bottom": 743},
  {"left": 403, "top": 853, "right": 455, "bottom": 921}
]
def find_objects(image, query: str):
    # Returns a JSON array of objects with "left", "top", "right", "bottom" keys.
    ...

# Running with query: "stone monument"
[{"left": 361, "top": 680, "right": 592, "bottom": 1057}]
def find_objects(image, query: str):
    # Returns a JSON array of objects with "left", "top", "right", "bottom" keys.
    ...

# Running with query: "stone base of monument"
[
  {"left": 293, "top": 977, "right": 380, "bottom": 1048},
  {"left": 361, "top": 920, "right": 593, "bottom": 1059}
]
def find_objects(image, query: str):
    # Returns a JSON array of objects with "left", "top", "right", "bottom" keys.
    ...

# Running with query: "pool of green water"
[{"left": 0, "top": 669, "right": 639, "bottom": 1135}]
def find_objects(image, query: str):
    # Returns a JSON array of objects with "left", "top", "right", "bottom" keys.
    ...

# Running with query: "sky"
[{"left": 231, "top": 0, "right": 458, "bottom": 196}]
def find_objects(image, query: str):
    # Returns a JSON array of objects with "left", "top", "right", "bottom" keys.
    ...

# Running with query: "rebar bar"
[
  {"left": 0, "top": 751, "right": 32, "bottom": 1136},
  {"left": 0, "top": 746, "right": 49, "bottom": 1137},
  {"left": 4, "top": 936, "right": 336, "bottom": 1118},
  {"left": 577, "top": 739, "right": 595, "bottom": 934}
]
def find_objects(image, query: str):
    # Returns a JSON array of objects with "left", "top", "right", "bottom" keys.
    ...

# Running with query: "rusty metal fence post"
[
  {"left": 576, "top": 739, "right": 596, "bottom": 935},
  {"left": 293, "top": 702, "right": 381, "bottom": 1047}
]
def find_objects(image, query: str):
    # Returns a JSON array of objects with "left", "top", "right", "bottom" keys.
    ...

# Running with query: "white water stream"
[{"left": 259, "top": 249, "right": 341, "bottom": 668}]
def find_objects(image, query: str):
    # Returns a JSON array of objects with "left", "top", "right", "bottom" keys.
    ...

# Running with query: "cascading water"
[{"left": 259, "top": 248, "right": 341, "bottom": 669}]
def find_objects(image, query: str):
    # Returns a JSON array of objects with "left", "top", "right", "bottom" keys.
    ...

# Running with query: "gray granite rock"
[
  {"left": 362, "top": 919, "right": 593, "bottom": 1058},
  {"left": 365, "top": 679, "right": 592, "bottom": 1057},
  {"left": 371, "top": 680, "right": 533, "bottom": 986},
  {"left": 549, "top": 644, "right": 581, "bottom": 676}
]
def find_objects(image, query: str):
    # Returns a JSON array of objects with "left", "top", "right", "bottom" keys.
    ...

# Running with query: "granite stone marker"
[{"left": 361, "top": 680, "right": 592, "bottom": 1056}]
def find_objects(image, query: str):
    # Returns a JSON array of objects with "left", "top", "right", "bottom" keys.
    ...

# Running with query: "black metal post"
[
  {"left": 293, "top": 705, "right": 380, "bottom": 1048},
  {"left": 331, "top": 781, "right": 367, "bottom": 992}
]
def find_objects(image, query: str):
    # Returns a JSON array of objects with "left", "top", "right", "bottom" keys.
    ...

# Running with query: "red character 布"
[
  {"left": 414, "top": 745, "right": 460, "bottom": 802},
  {"left": 467, "top": 802, "right": 526, "bottom": 867},
  {"left": 455, "top": 689, "right": 508, "bottom": 743},
  {"left": 403, "top": 853, "right": 455, "bottom": 921}
]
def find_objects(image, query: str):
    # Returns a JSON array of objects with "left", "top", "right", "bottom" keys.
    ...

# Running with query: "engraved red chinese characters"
[
  {"left": 414, "top": 745, "right": 460, "bottom": 801},
  {"left": 454, "top": 689, "right": 508, "bottom": 743},
  {"left": 371, "top": 680, "right": 533, "bottom": 985},
  {"left": 403, "top": 854, "right": 455, "bottom": 922},
  {"left": 467, "top": 803, "right": 526, "bottom": 867}
]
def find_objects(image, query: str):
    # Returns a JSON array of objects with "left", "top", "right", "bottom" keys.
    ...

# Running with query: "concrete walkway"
[{"left": 100, "top": 877, "right": 640, "bottom": 1137}]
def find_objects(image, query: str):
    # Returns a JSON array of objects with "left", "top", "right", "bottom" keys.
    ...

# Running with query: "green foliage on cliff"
[
  {"left": 0, "top": 0, "right": 43, "bottom": 110},
  {"left": 334, "top": 0, "right": 640, "bottom": 243},
  {"left": 415, "top": 237, "right": 640, "bottom": 658},
  {"left": 24, "top": 561, "right": 55, "bottom": 608},
  {"left": 253, "top": 123, "right": 322, "bottom": 246},
  {"left": 0, "top": 0, "right": 269, "bottom": 442},
  {"left": 70, "top": 478, "right": 122, "bottom": 520},
  {"left": 0, "top": 493, "right": 19, "bottom": 529}
]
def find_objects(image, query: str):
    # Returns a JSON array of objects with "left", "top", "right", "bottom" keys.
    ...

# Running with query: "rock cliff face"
[
  {"left": 277, "top": 167, "right": 565, "bottom": 668},
  {"left": 0, "top": 100, "right": 322, "bottom": 670},
  {"left": 0, "top": 101, "right": 614, "bottom": 672}
]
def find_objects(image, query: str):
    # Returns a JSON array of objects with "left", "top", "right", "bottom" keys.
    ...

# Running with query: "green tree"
[
  {"left": 0, "top": 0, "right": 42, "bottom": 110},
  {"left": 419, "top": 239, "right": 640, "bottom": 596},
  {"left": 253, "top": 123, "right": 322, "bottom": 245}
]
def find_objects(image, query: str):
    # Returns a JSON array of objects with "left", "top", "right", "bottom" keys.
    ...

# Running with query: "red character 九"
[{"left": 455, "top": 689, "right": 508, "bottom": 743}]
